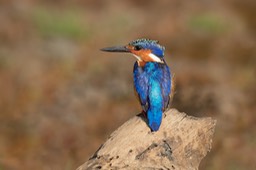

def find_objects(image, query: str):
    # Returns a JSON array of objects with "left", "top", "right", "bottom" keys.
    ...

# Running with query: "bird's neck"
[
  {"left": 136, "top": 61, "right": 163, "bottom": 76},
  {"left": 137, "top": 60, "right": 165, "bottom": 68}
]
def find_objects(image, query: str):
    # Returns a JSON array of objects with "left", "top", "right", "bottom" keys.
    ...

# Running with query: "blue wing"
[
  {"left": 159, "top": 62, "right": 171, "bottom": 111},
  {"left": 133, "top": 62, "right": 149, "bottom": 112}
]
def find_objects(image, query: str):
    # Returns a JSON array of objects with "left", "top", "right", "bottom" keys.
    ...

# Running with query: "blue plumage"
[
  {"left": 134, "top": 61, "right": 171, "bottom": 131},
  {"left": 101, "top": 38, "right": 172, "bottom": 132}
]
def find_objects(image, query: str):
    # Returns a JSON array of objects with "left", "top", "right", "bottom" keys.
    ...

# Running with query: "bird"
[{"left": 101, "top": 38, "right": 172, "bottom": 132}]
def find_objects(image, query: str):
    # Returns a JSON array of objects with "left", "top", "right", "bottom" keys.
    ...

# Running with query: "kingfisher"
[{"left": 101, "top": 38, "right": 172, "bottom": 131}]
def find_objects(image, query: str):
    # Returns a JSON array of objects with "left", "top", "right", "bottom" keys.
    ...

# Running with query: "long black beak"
[{"left": 100, "top": 46, "right": 130, "bottom": 53}]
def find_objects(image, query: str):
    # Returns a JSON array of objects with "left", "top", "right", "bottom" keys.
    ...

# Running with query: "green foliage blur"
[
  {"left": 0, "top": 1, "right": 255, "bottom": 170},
  {"left": 32, "top": 7, "right": 89, "bottom": 40}
]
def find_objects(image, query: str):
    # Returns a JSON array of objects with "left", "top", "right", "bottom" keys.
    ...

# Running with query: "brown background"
[{"left": 0, "top": 0, "right": 255, "bottom": 169}]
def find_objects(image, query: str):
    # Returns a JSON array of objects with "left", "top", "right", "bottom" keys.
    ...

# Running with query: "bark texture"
[{"left": 77, "top": 109, "right": 216, "bottom": 170}]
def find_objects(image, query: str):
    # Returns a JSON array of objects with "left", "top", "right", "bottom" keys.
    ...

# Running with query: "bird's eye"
[{"left": 134, "top": 45, "right": 142, "bottom": 51}]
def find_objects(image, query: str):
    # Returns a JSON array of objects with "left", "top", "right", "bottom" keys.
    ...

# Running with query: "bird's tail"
[{"left": 147, "top": 108, "right": 162, "bottom": 132}]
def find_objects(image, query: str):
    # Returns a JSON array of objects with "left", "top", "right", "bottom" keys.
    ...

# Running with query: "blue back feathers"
[
  {"left": 129, "top": 39, "right": 165, "bottom": 57},
  {"left": 133, "top": 61, "right": 171, "bottom": 131}
]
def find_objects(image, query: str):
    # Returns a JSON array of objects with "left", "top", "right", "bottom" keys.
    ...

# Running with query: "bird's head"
[{"left": 101, "top": 38, "right": 165, "bottom": 66}]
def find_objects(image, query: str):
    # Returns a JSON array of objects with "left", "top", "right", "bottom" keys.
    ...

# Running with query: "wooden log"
[{"left": 77, "top": 108, "right": 216, "bottom": 170}]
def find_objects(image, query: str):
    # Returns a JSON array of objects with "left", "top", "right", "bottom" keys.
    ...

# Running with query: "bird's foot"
[
  {"left": 141, "top": 110, "right": 147, "bottom": 118},
  {"left": 164, "top": 112, "right": 167, "bottom": 118}
]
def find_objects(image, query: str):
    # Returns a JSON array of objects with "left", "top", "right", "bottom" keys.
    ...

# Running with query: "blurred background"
[{"left": 0, "top": 0, "right": 255, "bottom": 169}]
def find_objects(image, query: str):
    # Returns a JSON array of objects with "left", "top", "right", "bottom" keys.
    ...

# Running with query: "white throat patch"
[{"left": 132, "top": 54, "right": 142, "bottom": 61}]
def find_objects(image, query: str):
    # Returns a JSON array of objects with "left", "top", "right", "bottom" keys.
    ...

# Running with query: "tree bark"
[{"left": 77, "top": 108, "right": 216, "bottom": 170}]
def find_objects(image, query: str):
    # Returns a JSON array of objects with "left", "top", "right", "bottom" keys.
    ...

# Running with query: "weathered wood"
[{"left": 77, "top": 109, "right": 216, "bottom": 170}]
